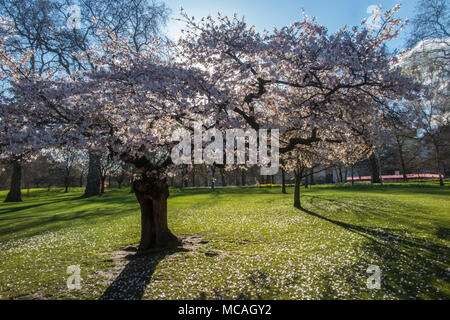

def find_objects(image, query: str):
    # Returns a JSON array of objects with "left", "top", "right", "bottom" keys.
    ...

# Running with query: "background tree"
[
  {"left": 407, "top": 0, "right": 449, "bottom": 49},
  {"left": 399, "top": 39, "right": 449, "bottom": 186},
  {"left": 99, "top": 156, "right": 120, "bottom": 193}
]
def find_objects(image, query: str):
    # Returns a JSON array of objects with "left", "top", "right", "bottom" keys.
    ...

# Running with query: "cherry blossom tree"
[
  {"left": 2, "top": 27, "right": 224, "bottom": 250},
  {"left": 177, "top": 5, "right": 417, "bottom": 206},
  {"left": 2, "top": 5, "right": 418, "bottom": 250}
]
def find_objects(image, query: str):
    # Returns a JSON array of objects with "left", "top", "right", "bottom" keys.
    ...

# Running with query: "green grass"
[{"left": 0, "top": 184, "right": 449, "bottom": 300}]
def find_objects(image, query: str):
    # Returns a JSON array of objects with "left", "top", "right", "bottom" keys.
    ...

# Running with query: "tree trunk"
[
  {"left": 210, "top": 165, "right": 215, "bottom": 190},
  {"left": 192, "top": 166, "right": 196, "bottom": 187},
  {"left": 64, "top": 173, "right": 69, "bottom": 193},
  {"left": 134, "top": 178, "right": 179, "bottom": 251},
  {"left": 338, "top": 166, "right": 343, "bottom": 184},
  {"left": 369, "top": 154, "right": 381, "bottom": 184},
  {"left": 293, "top": 167, "right": 303, "bottom": 208},
  {"left": 310, "top": 168, "right": 315, "bottom": 186},
  {"left": 219, "top": 167, "right": 225, "bottom": 187},
  {"left": 130, "top": 176, "right": 135, "bottom": 193},
  {"left": 398, "top": 144, "right": 408, "bottom": 182},
  {"left": 304, "top": 169, "right": 309, "bottom": 189},
  {"left": 434, "top": 144, "right": 444, "bottom": 187},
  {"left": 351, "top": 165, "right": 355, "bottom": 186},
  {"left": 83, "top": 153, "right": 101, "bottom": 197},
  {"left": 281, "top": 168, "right": 287, "bottom": 194},
  {"left": 5, "top": 161, "right": 22, "bottom": 202},
  {"left": 395, "top": 137, "right": 408, "bottom": 183},
  {"left": 101, "top": 177, "right": 105, "bottom": 194}
]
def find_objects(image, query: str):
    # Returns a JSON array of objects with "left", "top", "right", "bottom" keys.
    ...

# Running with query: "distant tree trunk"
[
  {"left": 310, "top": 168, "right": 315, "bottom": 186},
  {"left": 369, "top": 154, "right": 381, "bottom": 184},
  {"left": 351, "top": 165, "right": 355, "bottom": 186},
  {"left": 79, "top": 173, "right": 83, "bottom": 188},
  {"left": 118, "top": 181, "right": 122, "bottom": 189},
  {"left": 64, "top": 171, "right": 70, "bottom": 193},
  {"left": 101, "top": 176, "right": 106, "bottom": 194},
  {"left": 344, "top": 167, "right": 348, "bottom": 183},
  {"left": 281, "top": 168, "right": 287, "bottom": 194},
  {"left": 130, "top": 176, "right": 135, "bottom": 193},
  {"left": 338, "top": 166, "right": 343, "bottom": 184},
  {"left": 210, "top": 165, "right": 216, "bottom": 190},
  {"left": 134, "top": 178, "right": 179, "bottom": 251},
  {"left": 294, "top": 166, "right": 304, "bottom": 208},
  {"left": 304, "top": 169, "right": 309, "bottom": 189},
  {"left": 83, "top": 153, "right": 101, "bottom": 197},
  {"left": 192, "top": 166, "right": 196, "bottom": 188},
  {"left": 434, "top": 144, "right": 444, "bottom": 187},
  {"left": 241, "top": 170, "right": 246, "bottom": 186},
  {"left": 397, "top": 143, "right": 408, "bottom": 182},
  {"left": 108, "top": 175, "right": 112, "bottom": 189},
  {"left": 5, "top": 161, "right": 22, "bottom": 202},
  {"left": 220, "top": 167, "right": 226, "bottom": 187}
]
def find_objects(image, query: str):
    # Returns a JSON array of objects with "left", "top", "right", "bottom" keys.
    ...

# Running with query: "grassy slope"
[{"left": 0, "top": 184, "right": 448, "bottom": 300}]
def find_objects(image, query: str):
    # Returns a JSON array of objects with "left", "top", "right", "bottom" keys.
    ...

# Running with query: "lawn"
[{"left": 0, "top": 184, "right": 449, "bottom": 300}]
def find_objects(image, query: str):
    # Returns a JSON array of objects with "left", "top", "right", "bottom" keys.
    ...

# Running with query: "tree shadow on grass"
[
  {"left": 297, "top": 206, "right": 450, "bottom": 299},
  {"left": 100, "top": 246, "right": 188, "bottom": 300},
  {"left": 0, "top": 198, "right": 77, "bottom": 215}
]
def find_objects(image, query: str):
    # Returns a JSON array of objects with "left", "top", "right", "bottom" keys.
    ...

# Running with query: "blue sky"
[{"left": 164, "top": 0, "right": 420, "bottom": 52}]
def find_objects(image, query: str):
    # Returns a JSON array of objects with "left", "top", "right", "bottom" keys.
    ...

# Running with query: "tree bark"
[
  {"left": 351, "top": 165, "right": 355, "bottom": 186},
  {"left": 241, "top": 169, "right": 246, "bottom": 186},
  {"left": 220, "top": 167, "right": 226, "bottom": 187},
  {"left": 304, "top": 169, "right": 309, "bottom": 189},
  {"left": 101, "top": 177, "right": 105, "bottom": 194},
  {"left": 434, "top": 144, "right": 444, "bottom": 187},
  {"left": 397, "top": 143, "right": 408, "bottom": 182},
  {"left": 83, "top": 153, "right": 101, "bottom": 197},
  {"left": 369, "top": 154, "right": 381, "bottom": 184},
  {"left": 310, "top": 167, "right": 315, "bottom": 186},
  {"left": 5, "top": 161, "right": 22, "bottom": 202},
  {"left": 192, "top": 166, "right": 196, "bottom": 187},
  {"left": 293, "top": 167, "right": 304, "bottom": 208},
  {"left": 281, "top": 168, "right": 287, "bottom": 194},
  {"left": 134, "top": 178, "right": 179, "bottom": 251},
  {"left": 130, "top": 176, "right": 135, "bottom": 193},
  {"left": 210, "top": 165, "right": 216, "bottom": 190}
]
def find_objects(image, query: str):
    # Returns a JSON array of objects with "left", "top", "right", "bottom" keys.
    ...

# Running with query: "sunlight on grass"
[{"left": 0, "top": 185, "right": 448, "bottom": 300}]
